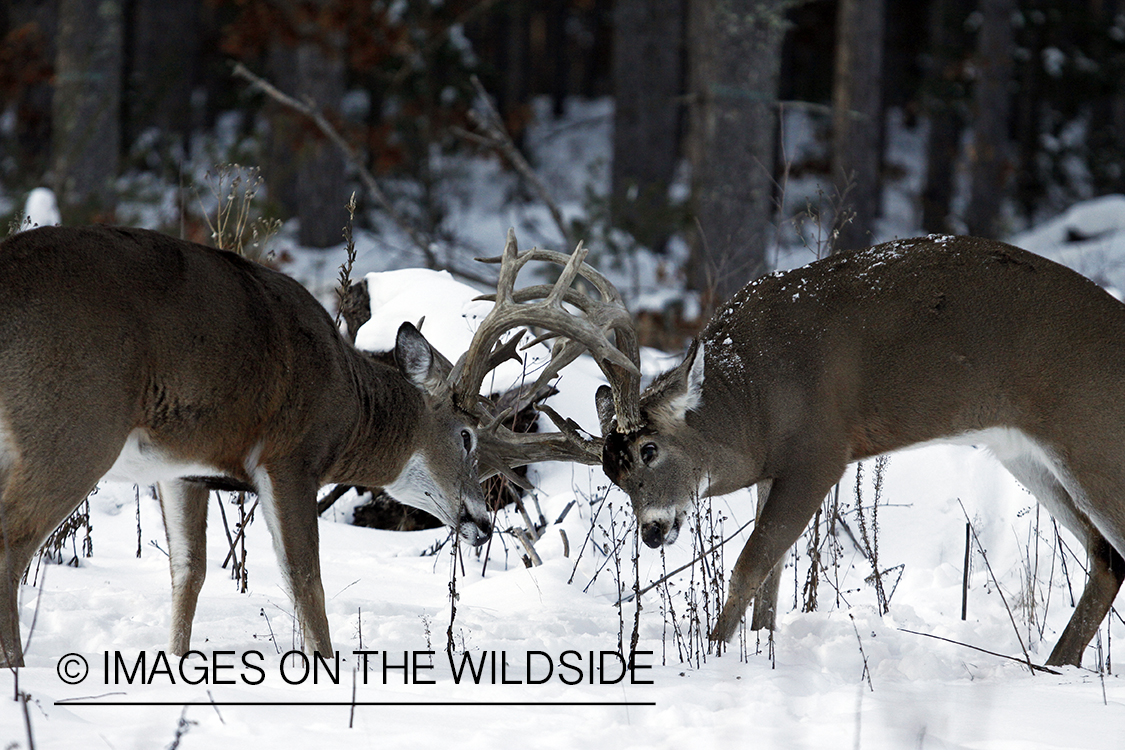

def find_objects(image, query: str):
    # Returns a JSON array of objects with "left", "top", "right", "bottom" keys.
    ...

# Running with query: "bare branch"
[
  {"left": 460, "top": 75, "right": 572, "bottom": 248},
  {"left": 231, "top": 62, "right": 443, "bottom": 269}
]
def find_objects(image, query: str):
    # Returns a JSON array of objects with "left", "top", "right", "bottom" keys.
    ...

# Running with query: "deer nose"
[
  {"left": 460, "top": 513, "right": 492, "bottom": 547},
  {"left": 641, "top": 520, "right": 667, "bottom": 548}
]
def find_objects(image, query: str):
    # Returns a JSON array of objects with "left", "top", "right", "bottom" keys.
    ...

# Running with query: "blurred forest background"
[{"left": 1, "top": 0, "right": 1123, "bottom": 309}]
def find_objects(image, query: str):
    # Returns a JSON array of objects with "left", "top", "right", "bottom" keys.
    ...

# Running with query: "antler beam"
[{"left": 451, "top": 229, "right": 643, "bottom": 476}]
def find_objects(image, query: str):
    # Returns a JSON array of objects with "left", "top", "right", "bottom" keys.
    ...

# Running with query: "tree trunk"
[
  {"left": 123, "top": 0, "right": 200, "bottom": 151},
  {"left": 264, "top": 7, "right": 348, "bottom": 250},
  {"left": 6, "top": 0, "right": 55, "bottom": 184},
  {"left": 921, "top": 0, "right": 972, "bottom": 234},
  {"left": 964, "top": 0, "right": 1015, "bottom": 239},
  {"left": 686, "top": 0, "right": 789, "bottom": 306},
  {"left": 610, "top": 0, "right": 685, "bottom": 253},
  {"left": 51, "top": 0, "right": 123, "bottom": 221},
  {"left": 294, "top": 33, "right": 348, "bottom": 249},
  {"left": 547, "top": 0, "right": 569, "bottom": 118},
  {"left": 830, "top": 0, "right": 886, "bottom": 252}
]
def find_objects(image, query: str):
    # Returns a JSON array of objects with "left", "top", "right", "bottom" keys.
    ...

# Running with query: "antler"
[{"left": 450, "top": 229, "right": 643, "bottom": 476}]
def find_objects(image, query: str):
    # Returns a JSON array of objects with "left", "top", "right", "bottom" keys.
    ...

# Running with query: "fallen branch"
[
  {"left": 232, "top": 63, "right": 439, "bottom": 263},
  {"left": 898, "top": 627, "right": 1061, "bottom": 675}
]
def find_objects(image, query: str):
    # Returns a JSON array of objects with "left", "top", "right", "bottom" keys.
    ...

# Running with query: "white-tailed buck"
[
  {"left": 0, "top": 225, "right": 625, "bottom": 668},
  {"left": 575, "top": 234, "right": 1125, "bottom": 668}
]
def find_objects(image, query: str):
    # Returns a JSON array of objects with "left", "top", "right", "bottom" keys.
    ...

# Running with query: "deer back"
[{"left": 601, "top": 235, "right": 1125, "bottom": 549}]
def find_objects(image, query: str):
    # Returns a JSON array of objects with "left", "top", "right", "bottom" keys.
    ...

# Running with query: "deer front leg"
[
  {"left": 254, "top": 468, "right": 333, "bottom": 655},
  {"left": 158, "top": 480, "right": 209, "bottom": 655},
  {"left": 0, "top": 466, "right": 101, "bottom": 667},
  {"left": 749, "top": 479, "right": 783, "bottom": 631},
  {"left": 712, "top": 465, "right": 842, "bottom": 643}
]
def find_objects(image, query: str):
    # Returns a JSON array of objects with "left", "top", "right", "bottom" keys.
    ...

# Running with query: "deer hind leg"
[
  {"left": 1047, "top": 534, "right": 1124, "bottom": 666},
  {"left": 157, "top": 480, "right": 209, "bottom": 655},
  {"left": 253, "top": 468, "right": 332, "bottom": 655},
  {"left": 996, "top": 453, "right": 1124, "bottom": 667},
  {"left": 0, "top": 465, "right": 99, "bottom": 667}
]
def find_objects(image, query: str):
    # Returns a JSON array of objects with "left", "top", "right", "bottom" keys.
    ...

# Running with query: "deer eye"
[
  {"left": 640, "top": 442, "right": 658, "bottom": 465},
  {"left": 461, "top": 429, "right": 474, "bottom": 454}
]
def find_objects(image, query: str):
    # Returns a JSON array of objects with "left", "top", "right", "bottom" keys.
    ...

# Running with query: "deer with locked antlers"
[
  {"left": 0, "top": 224, "right": 629, "bottom": 667},
  {"left": 540, "top": 234, "right": 1125, "bottom": 668}
]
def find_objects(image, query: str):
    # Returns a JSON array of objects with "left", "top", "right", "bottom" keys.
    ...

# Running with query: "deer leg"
[
  {"left": 157, "top": 480, "right": 209, "bottom": 656},
  {"left": 0, "top": 467, "right": 95, "bottom": 667},
  {"left": 1047, "top": 534, "right": 1125, "bottom": 667},
  {"left": 255, "top": 468, "right": 333, "bottom": 655},
  {"left": 996, "top": 453, "right": 1125, "bottom": 666},
  {"left": 713, "top": 462, "right": 843, "bottom": 643},
  {"left": 750, "top": 479, "right": 783, "bottom": 631}
]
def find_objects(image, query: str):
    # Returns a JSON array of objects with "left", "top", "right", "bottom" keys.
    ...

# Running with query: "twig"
[
  {"left": 849, "top": 613, "right": 874, "bottom": 691},
  {"left": 206, "top": 690, "right": 225, "bottom": 725},
  {"left": 618, "top": 515, "right": 755, "bottom": 604},
  {"left": 898, "top": 628, "right": 1061, "bottom": 674},
  {"left": 335, "top": 191, "right": 358, "bottom": 328},
  {"left": 957, "top": 500, "right": 1037, "bottom": 674},
  {"left": 459, "top": 75, "right": 572, "bottom": 247},
  {"left": 20, "top": 687, "right": 35, "bottom": 750},
  {"left": 220, "top": 498, "right": 260, "bottom": 570}
]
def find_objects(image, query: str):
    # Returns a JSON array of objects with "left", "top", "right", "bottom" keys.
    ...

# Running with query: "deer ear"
[
  {"left": 674, "top": 341, "right": 705, "bottom": 415},
  {"left": 596, "top": 385, "right": 616, "bottom": 435},
  {"left": 395, "top": 322, "right": 449, "bottom": 397},
  {"left": 650, "top": 342, "right": 705, "bottom": 430}
]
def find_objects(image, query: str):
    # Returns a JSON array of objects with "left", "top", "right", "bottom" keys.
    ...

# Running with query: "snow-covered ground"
[
  {"left": 4, "top": 102, "right": 1125, "bottom": 748},
  {"left": 5, "top": 256, "right": 1125, "bottom": 749}
]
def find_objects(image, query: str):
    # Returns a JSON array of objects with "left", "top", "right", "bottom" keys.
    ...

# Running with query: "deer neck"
[
  {"left": 324, "top": 352, "right": 425, "bottom": 488},
  {"left": 684, "top": 355, "right": 768, "bottom": 497}
]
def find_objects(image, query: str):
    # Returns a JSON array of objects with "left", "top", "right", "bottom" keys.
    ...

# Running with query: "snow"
[
  {"left": 6, "top": 103, "right": 1125, "bottom": 748},
  {"left": 20, "top": 187, "right": 60, "bottom": 229},
  {"left": 1011, "top": 194, "right": 1125, "bottom": 297},
  {"left": 6, "top": 262, "right": 1125, "bottom": 749}
]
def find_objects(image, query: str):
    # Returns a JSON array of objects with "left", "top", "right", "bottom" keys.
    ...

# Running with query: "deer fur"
[
  {"left": 599, "top": 235, "right": 1125, "bottom": 667},
  {"left": 0, "top": 225, "right": 492, "bottom": 667}
]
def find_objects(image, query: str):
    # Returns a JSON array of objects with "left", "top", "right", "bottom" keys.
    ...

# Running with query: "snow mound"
[{"left": 1011, "top": 194, "right": 1125, "bottom": 296}]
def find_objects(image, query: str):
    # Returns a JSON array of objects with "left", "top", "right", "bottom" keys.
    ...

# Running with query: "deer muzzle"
[
  {"left": 640, "top": 514, "right": 682, "bottom": 548},
  {"left": 459, "top": 511, "right": 492, "bottom": 547}
]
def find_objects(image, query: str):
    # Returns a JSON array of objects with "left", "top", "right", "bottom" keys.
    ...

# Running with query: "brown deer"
[
  {"left": 581, "top": 234, "right": 1125, "bottom": 668},
  {"left": 0, "top": 225, "right": 628, "bottom": 668}
]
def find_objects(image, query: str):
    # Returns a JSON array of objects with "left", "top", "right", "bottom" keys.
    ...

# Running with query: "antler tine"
[
  {"left": 476, "top": 413, "right": 604, "bottom": 474},
  {"left": 545, "top": 240, "right": 589, "bottom": 307},
  {"left": 492, "top": 227, "right": 524, "bottom": 306},
  {"left": 452, "top": 231, "right": 641, "bottom": 414}
]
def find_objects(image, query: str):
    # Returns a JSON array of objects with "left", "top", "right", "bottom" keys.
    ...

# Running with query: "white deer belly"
[
  {"left": 941, "top": 427, "right": 1097, "bottom": 545},
  {"left": 103, "top": 428, "right": 226, "bottom": 486}
]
